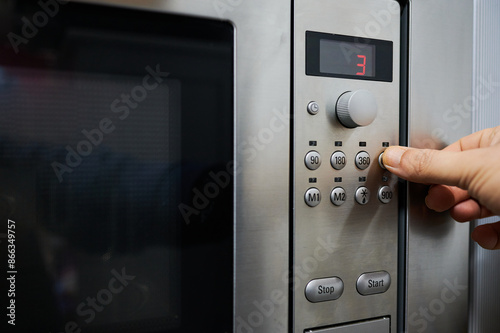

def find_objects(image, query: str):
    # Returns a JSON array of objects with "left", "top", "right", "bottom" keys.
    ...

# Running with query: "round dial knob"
[{"left": 335, "top": 90, "right": 378, "bottom": 128}]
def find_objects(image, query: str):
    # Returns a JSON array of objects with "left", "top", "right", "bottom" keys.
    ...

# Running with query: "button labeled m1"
[{"left": 305, "top": 188, "right": 321, "bottom": 207}]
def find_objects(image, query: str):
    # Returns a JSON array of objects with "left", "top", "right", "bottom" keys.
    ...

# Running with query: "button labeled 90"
[{"left": 305, "top": 151, "right": 321, "bottom": 170}]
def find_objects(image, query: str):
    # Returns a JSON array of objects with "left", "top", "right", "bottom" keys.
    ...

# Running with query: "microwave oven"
[{"left": 1, "top": 0, "right": 498, "bottom": 332}]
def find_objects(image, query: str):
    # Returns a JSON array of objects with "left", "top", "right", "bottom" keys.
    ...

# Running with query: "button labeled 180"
[{"left": 331, "top": 151, "right": 346, "bottom": 170}]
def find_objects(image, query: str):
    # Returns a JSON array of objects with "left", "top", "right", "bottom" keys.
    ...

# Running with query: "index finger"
[{"left": 381, "top": 146, "right": 485, "bottom": 189}]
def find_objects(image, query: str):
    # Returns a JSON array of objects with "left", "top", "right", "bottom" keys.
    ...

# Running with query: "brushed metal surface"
[
  {"left": 406, "top": 0, "right": 473, "bottom": 332},
  {"left": 73, "top": 1, "right": 292, "bottom": 332},
  {"left": 294, "top": 0, "right": 400, "bottom": 331},
  {"left": 470, "top": 1, "right": 500, "bottom": 332}
]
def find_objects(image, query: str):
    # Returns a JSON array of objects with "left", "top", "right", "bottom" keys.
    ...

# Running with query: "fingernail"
[{"left": 383, "top": 147, "right": 407, "bottom": 169}]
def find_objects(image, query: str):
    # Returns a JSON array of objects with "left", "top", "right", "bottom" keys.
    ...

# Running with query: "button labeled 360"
[
  {"left": 305, "top": 277, "right": 344, "bottom": 303},
  {"left": 355, "top": 151, "right": 371, "bottom": 170}
]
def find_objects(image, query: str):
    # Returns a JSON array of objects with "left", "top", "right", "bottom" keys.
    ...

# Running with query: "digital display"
[
  {"left": 306, "top": 31, "right": 393, "bottom": 82},
  {"left": 319, "top": 39, "right": 376, "bottom": 77}
]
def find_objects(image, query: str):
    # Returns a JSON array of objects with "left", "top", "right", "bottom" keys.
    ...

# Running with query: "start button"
[{"left": 356, "top": 271, "right": 391, "bottom": 296}]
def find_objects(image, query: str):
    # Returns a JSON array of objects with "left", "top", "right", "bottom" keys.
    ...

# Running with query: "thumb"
[{"left": 381, "top": 146, "right": 474, "bottom": 188}]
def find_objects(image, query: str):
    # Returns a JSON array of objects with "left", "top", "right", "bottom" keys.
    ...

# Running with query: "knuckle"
[
  {"left": 409, "top": 149, "right": 434, "bottom": 177},
  {"left": 490, "top": 126, "right": 500, "bottom": 146}
]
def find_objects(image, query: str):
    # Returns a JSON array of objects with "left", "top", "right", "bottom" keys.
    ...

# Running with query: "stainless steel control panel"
[{"left": 293, "top": 0, "right": 400, "bottom": 331}]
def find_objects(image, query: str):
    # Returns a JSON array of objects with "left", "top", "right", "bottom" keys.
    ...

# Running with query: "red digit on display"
[{"left": 356, "top": 55, "right": 366, "bottom": 76}]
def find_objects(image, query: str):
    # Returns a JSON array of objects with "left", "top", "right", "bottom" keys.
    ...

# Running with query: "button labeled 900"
[{"left": 378, "top": 186, "right": 393, "bottom": 204}]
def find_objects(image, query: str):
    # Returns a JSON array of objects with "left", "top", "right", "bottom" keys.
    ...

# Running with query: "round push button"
[
  {"left": 330, "top": 187, "right": 346, "bottom": 206},
  {"left": 304, "top": 188, "right": 321, "bottom": 207},
  {"left": 305, "top": 151, "right": 321, "bottom": 170},
  {"left": 307, "top": 101, "right": 320, "bottom": 115},
  {"left": 378, "top": 186, "right": 393, "bottom": 204},
  {"left": 355, "top": 186, "right": 370, "bottom": 205},
  {"left": 330, "top": 151, "right": 347, "bottom": 170},
  {"left": 355, "top": 151, "right": 371, "bottom": 170},
  {"left": 378, "top": 152, "right": 386, "bottom": 169}
]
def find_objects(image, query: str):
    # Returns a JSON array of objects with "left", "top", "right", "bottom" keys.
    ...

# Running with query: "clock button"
[{"left": 307, "top": 101, "right": 320, "bottom": 115}]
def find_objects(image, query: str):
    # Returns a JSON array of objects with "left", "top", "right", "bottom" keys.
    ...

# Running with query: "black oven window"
[{"left": 0, "top": 2, "right": 233, "bottom": 332}]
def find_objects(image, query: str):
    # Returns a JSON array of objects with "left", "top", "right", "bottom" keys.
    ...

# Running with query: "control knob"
[{"left": 335, "top": 90, "right": 378, "bottom": 128}]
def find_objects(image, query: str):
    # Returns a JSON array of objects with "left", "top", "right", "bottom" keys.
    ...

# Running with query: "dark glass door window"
[{"left": 0, "top": 2, "right": 233, "bottom": 332}]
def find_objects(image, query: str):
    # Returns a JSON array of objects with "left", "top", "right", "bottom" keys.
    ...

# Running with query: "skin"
[{"left": 382, "top": 126, "right": 500, "bottom": 250}]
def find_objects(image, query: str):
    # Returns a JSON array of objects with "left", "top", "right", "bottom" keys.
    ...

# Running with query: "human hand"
[{"left": 382, "top": 126, "right": 500, "bottom": 249}]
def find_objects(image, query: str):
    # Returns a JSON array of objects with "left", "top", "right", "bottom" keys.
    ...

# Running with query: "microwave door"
[{"left": 0, "top": 0, "right": 292, "bottom": 332}]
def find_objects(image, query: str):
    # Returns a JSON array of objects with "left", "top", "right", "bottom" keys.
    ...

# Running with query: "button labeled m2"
[{"left": 333, "top": 192, "right": 345, "bottom": 202}]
